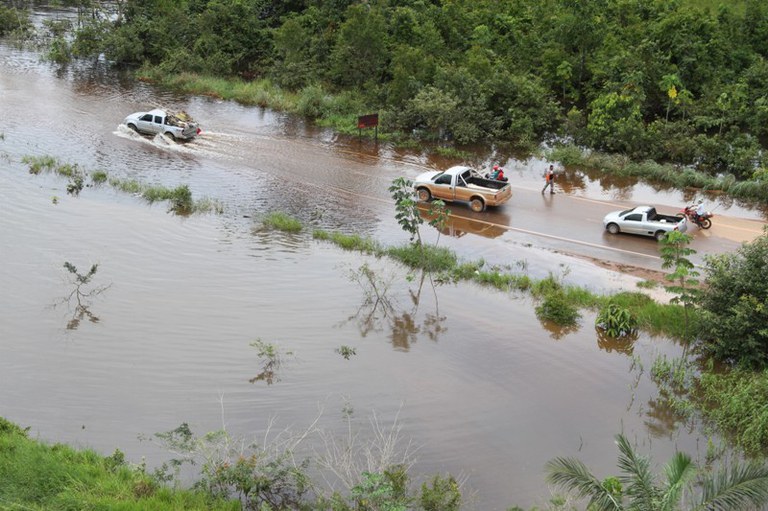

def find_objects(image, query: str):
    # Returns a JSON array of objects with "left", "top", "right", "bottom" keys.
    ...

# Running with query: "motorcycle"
[{"left": 677, "top": 205, "right": 713, "bottom": 229}]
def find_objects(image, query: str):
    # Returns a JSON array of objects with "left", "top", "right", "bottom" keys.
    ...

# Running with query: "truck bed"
[{"left": 466, "top": 176, "right": 507, "bottom": 190}]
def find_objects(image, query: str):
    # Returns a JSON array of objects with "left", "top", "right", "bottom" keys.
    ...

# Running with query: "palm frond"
[
  {"left": 695, "top": 460, "right": 768, "bottom": 511},
  {"left": 615, "top": 434, "right": 659, "bottom": 511},
  {"left": 545, "top": 457, "right": 622, "bottom": 511},
  {"left": 660, "top": 452, "right": 697, "bottom": 511}
]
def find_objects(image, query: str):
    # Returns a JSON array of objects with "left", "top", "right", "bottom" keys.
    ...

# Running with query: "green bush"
[
  {"left": 535, "top": 290, "right": 580, "bottom": 327},
  {"left": 0, "top": 6, "right": 32, "bottom": 36},
  {"left": 697, "top": 230, "right": 768, "bottom": 368},
  {"left": 596, "top": 304, "right": 638, "bottom": 338},
  {"left": 698, "top": 369, "right": 768, "bottom": 455}
]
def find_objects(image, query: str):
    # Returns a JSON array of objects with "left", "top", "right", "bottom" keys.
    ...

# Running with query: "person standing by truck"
[{"left": 542, "top": 164, "right": 556, "bottom": 194}]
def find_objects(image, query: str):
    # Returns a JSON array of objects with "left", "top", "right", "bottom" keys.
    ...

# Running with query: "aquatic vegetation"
[
  {"left": 22, "top": 155, "right": 58, "bottom": 174},
  {"left": 249, "top": 338, "right": 293, "bottom": 385},
  {"left": 60, "top": 261, "right": 110, "bottom": 330},
  {"left": 91, "top": 170, "right": 108, "bottom": 184},
  {"left": 595, "top": 304, "right": 638, "bottom": 338},
  {"left": 336, "top": 345, "right": 357, "bottom": 360},
  {"left": 535, "top": 289, "right": 581, "bottom": 327},
  {"left": 19, "top": 156, "right": 222, "bottom": 215},
  {"left": 262, "top": 211, "right": 302, "bottom": 233}
]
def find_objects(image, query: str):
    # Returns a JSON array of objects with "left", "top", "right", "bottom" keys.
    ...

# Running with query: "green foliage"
[
  {"left": 313, "top": 229, "right": 381, "bottom": 254},
  {"left": 262, "top": 211, "right": 303, "bottom": 233},
  {"left": 22, "top": 155, "right": 58, "bottom": 174},
  {"left": 389, "top": 177, "right": 423, "bottom": 244},
  {"left": 535, "top": 289, "right": 581, "bottom": 327},
  {"left": 546, "top": 433, "right": 768, "bottom": 511},
  {"left": 698, "top": 369, "right": 768, "bottom": 455},
  {"left": 59, "top": 0, "right": 768, "bottom": 179},
  {"left": 419, "top": 474, "right": 461, "bottom": 511},
  {"left": 0, "top": 5, "right": 32, "bottom": 36},
  {"left": 350, "top": 470, "right": 409, "bottom": 511},
  {"left": 697, "top": 229, "right": 768, "bottom": 368},
  {"left": 249, "top": 338, "right": 292, "bottom": 385},
  {"left": 91, "top": 170, "right": 108, "bottom": 184},
  {"left": 336, "top": 345, "right": 356, "bottom": 360},
  {"left": 0, "top": 418, "right": 237, "bottom": 510},
  {"left": 20, "top": 156, "right": 220, "bottom": 215},
  {"left": 385, "top": 244, "right": 457, "bottom": 273},
  {"left": 659, "top": 231, "right": 700, "bottom": 320},
  {"left": 595, "top": 304, "right": 638, "bottom": 338}
]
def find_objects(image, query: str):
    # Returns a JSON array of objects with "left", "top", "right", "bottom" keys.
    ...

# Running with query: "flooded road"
[{"left": 0, "top": 29, "right": 761, "bottom": 509}]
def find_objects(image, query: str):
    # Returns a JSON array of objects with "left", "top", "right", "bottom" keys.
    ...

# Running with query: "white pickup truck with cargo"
[
  {"left": 603, "top": 205, "right": 688, "bottom": 240},
  {"left": 123, "top": 109, "right": 200, "bottom": 141},
  {"left": 413, "top": 165, "right": 512, "bottom": 212}
]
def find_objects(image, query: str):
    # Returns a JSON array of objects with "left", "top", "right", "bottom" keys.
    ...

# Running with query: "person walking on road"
[{"left": 542, "top": 164, "right": 556, "bottom": 194}]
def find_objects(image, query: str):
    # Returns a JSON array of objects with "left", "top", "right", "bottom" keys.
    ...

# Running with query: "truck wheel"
[
  {"left": 606, "top": 223, "right": 620, "bottom": 235},
  {"left": 417, "top": 188, "right": 431, "bottom": 202},
  {"left": 470, "top": 198, "right": 485, "bottom": 212},
  {"left": 654, "top": 230, "right": 666, "bottom": 241},
  {"left": 164, "top": 131, "right": 176, "bottom": 140},
  {"left": 699, "top": 218, "right": 712, "bottom": 229},
  {"left": 127, "top": 123, "right": 138, "bottom": 133}
]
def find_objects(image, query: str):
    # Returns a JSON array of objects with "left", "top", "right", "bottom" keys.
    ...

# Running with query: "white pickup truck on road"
[
  {"left": 123, "top": 109, "right": 200, "bottom": 141},
  {"left": 603, "top": 206, "right": 688, "bottom": 240}
]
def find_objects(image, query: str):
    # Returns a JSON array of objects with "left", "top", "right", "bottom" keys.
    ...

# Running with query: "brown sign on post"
[{"left": 357, "top": 113, "right": 379, "bottom": 129}]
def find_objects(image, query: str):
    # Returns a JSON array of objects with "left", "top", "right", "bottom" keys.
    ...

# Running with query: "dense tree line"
[{"left": 7, "top": 0, "right": 768, "bottom": 177}]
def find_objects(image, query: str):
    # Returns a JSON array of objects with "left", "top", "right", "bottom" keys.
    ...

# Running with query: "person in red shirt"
[{"left": 542, "top": 164, "right": 556, "bottom": 194}]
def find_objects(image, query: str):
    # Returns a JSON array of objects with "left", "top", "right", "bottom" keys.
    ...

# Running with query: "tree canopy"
[{"left": 62, "top": 0, "right": 768, "bottom": 176}]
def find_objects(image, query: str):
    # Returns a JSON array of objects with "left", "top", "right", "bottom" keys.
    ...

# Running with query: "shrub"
[
  {"left": 697, "top": 230, "right": 768, "bottom": 368},
  {"left": 535, "top": 290, "right": 580, "bottom": 327},
  {"left": 596, "top": 304, "right": 638, "bottom": 338}
]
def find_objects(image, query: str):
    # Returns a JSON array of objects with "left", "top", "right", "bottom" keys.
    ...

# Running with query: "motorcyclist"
[{"left": 694, "top": 199, "right": 706, "bottom": 221}]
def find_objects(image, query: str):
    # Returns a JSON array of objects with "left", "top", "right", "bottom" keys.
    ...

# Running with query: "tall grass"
[{"left": 0, "top": 417, "right": 237, "bottom": 510}]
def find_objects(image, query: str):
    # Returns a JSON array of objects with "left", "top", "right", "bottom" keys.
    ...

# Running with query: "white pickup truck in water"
[
  {"left": 603, "top": 205, "right": 688, "bottom": 240},
  {"left": 123, "top": 109, "right": 200, "bottom": 141}
]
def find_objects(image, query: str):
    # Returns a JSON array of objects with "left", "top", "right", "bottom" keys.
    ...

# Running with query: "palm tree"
[{"left": 545, "top": 434, "right": 768, "bottom": 511}]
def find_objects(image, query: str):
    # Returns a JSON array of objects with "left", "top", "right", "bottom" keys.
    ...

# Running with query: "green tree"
[
  {"left": 587, "top": 89, "right": 645, "bottom": 155},
  {"left": 546, "top": 433, "right": 768, "bottom": 511},
  {"left": 697, "top": 229, "right": 768, "bottom": 368},
  {"left": 389, "top": 177, "right": 449, "bottom": 248},
  {"left": 329, "top": 3, "right": 390, "bottom": 89},
  {"left": 659, "top": 230, "right": 699, "bottom": 334}
]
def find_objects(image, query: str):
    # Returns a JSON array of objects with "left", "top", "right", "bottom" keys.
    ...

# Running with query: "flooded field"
[{"left": 0, "top": 26, "right": 747, "bottom": 510}]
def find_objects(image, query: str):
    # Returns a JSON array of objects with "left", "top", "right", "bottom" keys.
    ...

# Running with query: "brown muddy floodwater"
[{"left": 0, "top": 18, "right": 754, "bottom": 510}]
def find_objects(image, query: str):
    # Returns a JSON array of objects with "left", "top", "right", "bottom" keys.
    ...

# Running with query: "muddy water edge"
[{"left": 0, "top": 23, "right": 719, "bottom": 511}]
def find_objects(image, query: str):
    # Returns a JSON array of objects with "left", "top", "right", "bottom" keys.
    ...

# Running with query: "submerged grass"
[
  {"left": 20, "top": 155, "right": 223, "bottom": 215},
  {"left": 262, "top": 211, "right": 303, "bottom": 233},
  {"left": 312, "top": 223, "right": 690, "bottom": 339}
]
